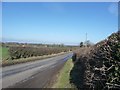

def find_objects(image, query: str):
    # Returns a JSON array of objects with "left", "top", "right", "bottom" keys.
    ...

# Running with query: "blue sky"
[{"left": 2, "top": 2, "right": 118, "bottom": 45}]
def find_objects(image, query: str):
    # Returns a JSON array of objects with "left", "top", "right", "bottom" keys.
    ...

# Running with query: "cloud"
[{"left": 108, "top": 3, "right": 118, "bottom": 16}]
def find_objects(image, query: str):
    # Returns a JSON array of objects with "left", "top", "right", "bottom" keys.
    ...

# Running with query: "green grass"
[
  {"left": 0, "top": 46, "right": 10, "bottom": 60},
  {"left": 52, "top": 59, "right": 73, "bottom": 88}
]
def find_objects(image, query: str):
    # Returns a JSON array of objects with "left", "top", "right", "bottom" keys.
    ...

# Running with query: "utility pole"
[
  {"left": 85, "top": 33, "right": 87, "bottom": 47},
  {"left": 86, "top": 33, "right": 87, "bottom": 42}
]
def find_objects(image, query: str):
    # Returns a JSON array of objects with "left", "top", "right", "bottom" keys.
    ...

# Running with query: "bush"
[{"left": 72, "top": 53, "right": 77, "bottom": 62}]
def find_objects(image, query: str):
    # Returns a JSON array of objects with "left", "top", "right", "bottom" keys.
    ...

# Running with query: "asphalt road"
[{"left": 1, "top": 52, "right": 73, "bottom": 89}]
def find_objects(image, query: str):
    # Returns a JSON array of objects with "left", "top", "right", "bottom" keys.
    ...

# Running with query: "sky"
[{"left": 2, "top": 2, "right": 118, "bottom": 45}]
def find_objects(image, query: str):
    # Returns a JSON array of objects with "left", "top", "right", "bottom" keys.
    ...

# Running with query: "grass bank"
[{"left": 52, "top": 59, "right": 73, "bottom": 88}]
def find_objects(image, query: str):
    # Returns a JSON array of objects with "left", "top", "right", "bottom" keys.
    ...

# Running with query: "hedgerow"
[
  {"left": 8, "top": 46, "right": 70, "bottom": 60},
  {"left": 71, "top": 31, "right": 120, "bottom": 89}
]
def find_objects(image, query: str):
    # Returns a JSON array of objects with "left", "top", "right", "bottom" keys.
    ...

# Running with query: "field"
[{"left": 0, "top": 46, "right": 10, "bottom": 60}]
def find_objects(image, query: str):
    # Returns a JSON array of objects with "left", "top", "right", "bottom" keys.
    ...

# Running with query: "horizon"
[{"left": 2, "top": 2, "right": 118, "bottom": 45}]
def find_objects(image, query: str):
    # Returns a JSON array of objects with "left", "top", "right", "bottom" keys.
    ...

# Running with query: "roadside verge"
[{"left": 52, "top": 59, "right": 73, "bottom": 88}]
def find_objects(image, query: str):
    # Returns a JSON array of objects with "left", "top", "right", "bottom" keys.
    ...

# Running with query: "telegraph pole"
[
  {"left": 86, "top": 33, "right": 87, "bottom": 42},
  {"left": 85, "top": 33, "right": 87, "bottom": 46}
]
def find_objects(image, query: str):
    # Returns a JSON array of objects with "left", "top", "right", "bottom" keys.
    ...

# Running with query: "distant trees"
[
  {"left": 80, "top": 42, "right": 84, "bottom": 47},
  {"left": 79, "top": 40, "right": 94, "bottom": 47}
]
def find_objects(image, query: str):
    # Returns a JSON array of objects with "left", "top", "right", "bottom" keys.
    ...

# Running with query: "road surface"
[{"left": 1, "top": 52, "right": 73, "bottom": 89}]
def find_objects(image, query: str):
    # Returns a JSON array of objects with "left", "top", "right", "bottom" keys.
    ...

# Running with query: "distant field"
[{"left": 0, "top": 46, "right": 9, "bottom": 60}]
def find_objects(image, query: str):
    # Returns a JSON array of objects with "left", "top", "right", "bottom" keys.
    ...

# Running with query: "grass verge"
[{"left": 52, "top": 59, "right": 73, "bottom": 88}]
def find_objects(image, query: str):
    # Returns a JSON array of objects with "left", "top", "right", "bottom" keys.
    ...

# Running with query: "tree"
[{"left": 80, "top": 42, "right": 84, "bottom": 47}]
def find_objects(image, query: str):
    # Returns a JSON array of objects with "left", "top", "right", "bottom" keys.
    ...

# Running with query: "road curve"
[{"left": 1, "top": 52, "right": 73, "bottom": 89}]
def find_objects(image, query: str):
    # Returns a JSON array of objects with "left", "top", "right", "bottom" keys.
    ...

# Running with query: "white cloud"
[{"left": 108, "top": 3, "right": 118, "bottom": 16}]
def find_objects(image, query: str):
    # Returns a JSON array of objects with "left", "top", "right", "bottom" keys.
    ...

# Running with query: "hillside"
[{"left": 70, "top": 31, "right": 120, "bottom": 89}]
